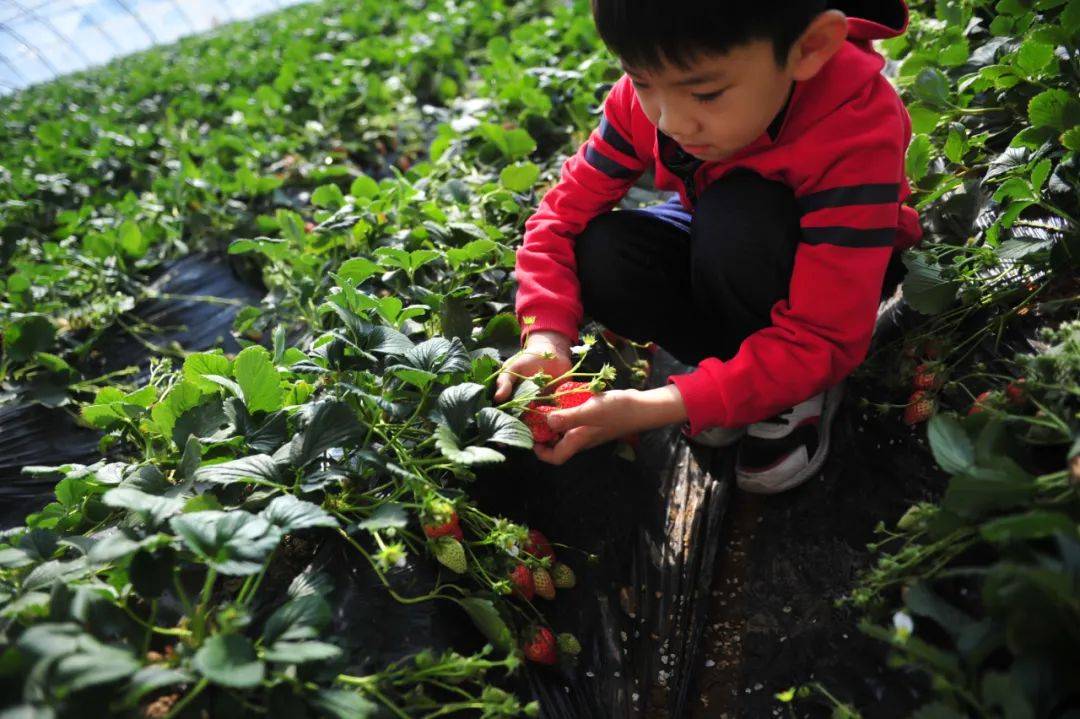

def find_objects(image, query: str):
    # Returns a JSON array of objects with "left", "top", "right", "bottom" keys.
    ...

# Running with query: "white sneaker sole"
[
  {"left": 735, "top": 382, "right": 845, "bottom": 494},
  {"left": 685, "top": 424, "right": 746, "bottom": 448}
]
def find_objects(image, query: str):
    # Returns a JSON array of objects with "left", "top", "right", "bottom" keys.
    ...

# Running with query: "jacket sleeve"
[
  {"left": 667, "top": 85, "right": 912, "bottom": 432},
  {"left": 514, "top": 75, "right": 649, "bottom": 346}
]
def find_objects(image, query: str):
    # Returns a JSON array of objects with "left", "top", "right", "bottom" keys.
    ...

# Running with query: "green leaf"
[
  {"left": 123, "top": 666, "right": 195, "bottom": 705},
  {"left": 288, "top": 401, "right": 365, "bottom": 468},
  {"left": 477, "top": 408, "right": 533, "bottom": 449},
  {"left": 350, "top": 174, "right": 380, "bottom": 199},
  {"left": 927, "top": 415, "right": 974, "bottom": 475},
  {"left": 1028, "top": 88, "right": 1080, "bottom": 130},
  {"left": 233, "top": 346, "right": 283, "bottom": 414},
  {"left": 906, "top": 134, "right": 933, "bottom": 183},
  {"left": 1016, "top": 39, "right": 1056, "bottom": 74},
  {"left": 352, "top": 502, "right": 409, "bottom": 532},
  {"left": 942, "top": 463, "right": 1035, "bottom": 519},
  {"left": 3, "top": 315, "right": 56, "bottom": 363},
  {"left": 261, "top": 495, "right": 338, "bottom": 532},
  {"left": 103, "top": 488, "right": 185, "bottom": 526},
  {"left": 54, "top": 637, "right": 140, "bottom": 691},
  {"left": 193, "top": 634, "right": 265, "bottom": 688},
  {"left": 263, "top": 641, "right": 342, "bottom": 664},
  {"left": 458, "top": 597, "right": 514, "bottom": 652},
  {"left": 499, "top": 162, "right": 540, "bottom": 192},
  {"left": 184, "top": 352, "right": 232, "bottom": 392},
  {"left": 435, "top": 424, "right": 506, "bottom": 465},
  {"left": 310, "top": 689, "right": 380, "bottom": 718},
  {"left": 263, "top": 594, "right": 331, "bottom": 645},
  {"left": 194, "top": 454, "right": 282, "bottom": 487},
  {"left": 312, "top": 183, "right": 346, "bottom": 209},
  {"left": 902, "top": 254, "right": 959, "bottom": 314},
  {"left": 979, "top": 510, "right": 1076, "bottom": 542},
  {"left": 118, "top": 220, "right": 150, "bottom": 258},
  {"left": 228, "top": 237, "right": 291, "bottom": 261},
  {"left": 912, "top": 68, "right": 951, "bottom": 108},
  {"left": 1062, "top": 126, "right": 1080, "bottom": 151},
  {"left": 435, "top": 382, "right": 487, "bottom": 436},
  {"left": 338, "top": 257, "right": 382, "bottom": 286},
  {"left": 170, "top": 511, "right": 282, "bottom": 575}
]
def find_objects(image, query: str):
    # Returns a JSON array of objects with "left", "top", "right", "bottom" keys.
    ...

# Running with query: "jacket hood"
[{"left": 834, "top": 0, "right": 910, "bottom": 40}]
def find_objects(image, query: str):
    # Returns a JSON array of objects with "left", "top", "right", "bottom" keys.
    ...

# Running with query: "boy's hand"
[
  {"left": 493, "top": 330, "right": 573, "bottom": 403},
  {"left": 534, "top": 385, "right": 689, "bottom": 466}
]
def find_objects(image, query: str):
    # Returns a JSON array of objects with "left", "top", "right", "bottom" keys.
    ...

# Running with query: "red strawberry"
[
  {"left": 968, "top": 390, "right": 993, "bottom": 416},
  {"left": 553, "top": 380, "right": 595, "bottom": 409},
  {"left": 523, "top": 403, "right": 560, "bottom": 444},
  {"left": 304, "top": 221, "right": 316, "bottom": 233},
  {"left": 1005, "top": 378, "right": 1027, "bottom": 407},
  {"left": 532, "top": 567, "right": 556, "bottom": 600},
  {"left": 903, "top": 390, "right": 935, "bottom": 425},
  {"left": 912, "top": 364, "right": 943, "bottom": 391},
  {"left": 522, "top": 626, "right": 557, "bottom": 665},
  {"left": 523, "top": 529, "right": 555, "bottom": 561},
  {"left": 508, "top": 563, "right": 535, "bottom": 601},
  {"left": 422, "top": 507, "right": 463, "bottom": 540}
]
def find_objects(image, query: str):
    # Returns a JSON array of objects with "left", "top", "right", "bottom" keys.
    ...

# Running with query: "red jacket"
[{"left": 514, "top": 2, "right": 922, "bottom": 434}]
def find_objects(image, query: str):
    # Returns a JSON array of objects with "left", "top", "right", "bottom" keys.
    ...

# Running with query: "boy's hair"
[{"left": 591, "top": 0, "right": 829, "bottom": 69}]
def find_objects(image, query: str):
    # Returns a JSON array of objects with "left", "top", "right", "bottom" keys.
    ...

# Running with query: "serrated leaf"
[
  {"left": 927, "top": 415, "right": 974, "bottom": 475},
  {"left": 476, "top": 407, "right": 533, "bottom": 449},
  {"left": 263, "top": 594, "right": 331, "bottom": 645},
  {"left": 170, "top": 511, "right": 282, "bottom": 575},
  {"left": 435, "top": 424, "right": 506, "bottom": 465},
  {"left": 351, "top": 502, "right": 409, "bottom": 532},
  {"left": 289, "top": 401, "right": 365, "bottom": 468},
  {"left": 184, "top": 353, "right": 232, "bottom": 392},
  {"left": 310, "top": 689, "right": 380, "bottom": 718},
  {"left": 434, "top": 382, "right": 487, "bottom": 436},
  {"left": 261, "top": 495, "right": 337, "bottom": 532},
  {"left": 499, "top": 161, "right": 540, "bottom": 192},
  {"left": 194, "top": 454, "right": 282, "bottom": 487},
  {"left": 193, "top": 634, "right": 265, "bottom": 688},
  {"left": 902, "top": 254, "right": 959, "bottom": 314},
  {"left": 233, "top": 346, "right": 284, "bottom": 414},
  {"left": 458, "top": 597, "right": 514, "bottom": 652}
]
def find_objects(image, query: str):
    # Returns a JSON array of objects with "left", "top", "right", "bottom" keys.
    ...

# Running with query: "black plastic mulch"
[{"left": 0, "top": 252, "right": 263, "bottom": 529}]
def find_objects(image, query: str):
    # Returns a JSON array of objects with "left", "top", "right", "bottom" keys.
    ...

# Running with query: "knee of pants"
[
  {"left": 689, "top": 170, "right": 801, "bottom": 291},
  {"left": 573, "top": 211, "right": 635, "bottom": 315}
]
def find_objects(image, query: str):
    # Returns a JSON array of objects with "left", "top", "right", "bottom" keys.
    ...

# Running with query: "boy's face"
[{"left": 623, "top": 39, "right": 797, "bottom": 162}]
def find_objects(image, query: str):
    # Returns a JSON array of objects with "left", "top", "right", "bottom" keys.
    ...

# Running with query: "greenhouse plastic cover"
[{"left": 0, "top": 0, "right": 310, "bottom": 93}]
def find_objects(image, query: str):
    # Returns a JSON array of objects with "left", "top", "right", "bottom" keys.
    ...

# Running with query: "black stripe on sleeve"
[
  {"left": 599, "top": 115, "right": 637, "bottom": 158},
  {"left": 801, "top": 226, "right": 896, "bottom": 247},
  {"left": 585, "top": 144, "right": 637, "bottom": 179},
  {"left": 797, "top": 183, "right": 899, "bottom": 214}
]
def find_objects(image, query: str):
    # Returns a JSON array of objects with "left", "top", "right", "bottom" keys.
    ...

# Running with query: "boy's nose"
[{"left": 657, "top": 109, "right": 697, "bottom": 140}]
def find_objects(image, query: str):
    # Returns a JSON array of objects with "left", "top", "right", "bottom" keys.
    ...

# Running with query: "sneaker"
[
  {"left": 735, "top": 382, "right": 845, "bottom": 494},
  {"left": 682, "top": 422, "right": 746, "bottom": 448}
]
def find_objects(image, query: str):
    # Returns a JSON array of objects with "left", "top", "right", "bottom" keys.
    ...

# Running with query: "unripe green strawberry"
[
  {"left": 551, "top": 562, "right": 576, "bottom": 589},
  {"left": 522, "top": 626, "right": 557, "bottom": 665},
  {"left": 523, "top": 403, "right": 560, "bottom": 444},
  {"left": 432, "top": 537, "right": 467, "bottom": 574},
  {"left": 557, "top": 632, "right": 581, "bottom": 656},
  {"left": 532, "top": 567, "right": 556, "bottom": 600}
]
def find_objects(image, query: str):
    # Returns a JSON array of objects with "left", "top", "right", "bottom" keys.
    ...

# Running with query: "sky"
[{"left": 0, "top": 0, "right": 309, "bottom": 93}]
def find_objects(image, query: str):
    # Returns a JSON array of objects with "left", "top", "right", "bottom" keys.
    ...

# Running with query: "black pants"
[{"left": 574, "top": 170, "right": 906, "bottom": 367}]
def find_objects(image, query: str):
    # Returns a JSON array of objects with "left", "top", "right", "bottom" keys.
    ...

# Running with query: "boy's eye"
[{"left": 692, "top": 89, "right": 726, "bottom": 103}]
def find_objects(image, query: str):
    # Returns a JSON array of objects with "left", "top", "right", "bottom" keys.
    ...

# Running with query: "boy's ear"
[{"left": 786, "top": 9, "right": 848, "bottom": 82}]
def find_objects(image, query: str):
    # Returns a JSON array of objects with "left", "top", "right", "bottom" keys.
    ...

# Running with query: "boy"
[{"left": 493, "top": 1, "right": 921, "bottom": 494}]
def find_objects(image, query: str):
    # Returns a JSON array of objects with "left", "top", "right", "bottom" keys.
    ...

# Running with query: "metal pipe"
[
  {"left": 0, "top": 21, "right": 58, "bottom": 75},
  {"left": 8, "top": 0, "right": 93, "bottom": 65},
  {"left": 110, "top": 0, "right": 157, "bottom": 43}
]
